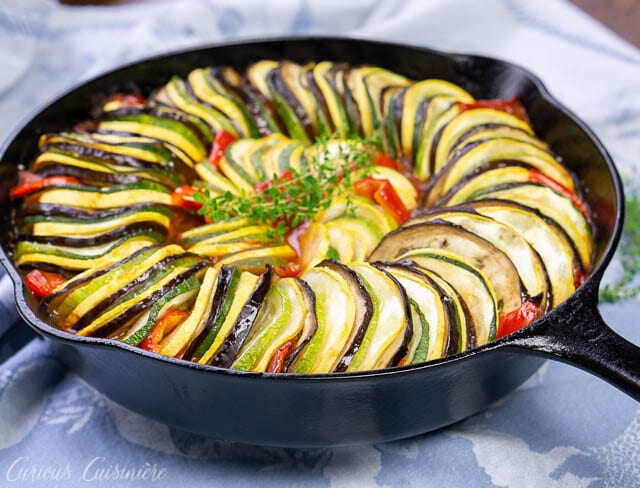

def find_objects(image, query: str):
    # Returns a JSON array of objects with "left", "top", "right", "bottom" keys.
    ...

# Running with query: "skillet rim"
[{"left": 0, "top": 35, "right": 625, "bottom": 381}]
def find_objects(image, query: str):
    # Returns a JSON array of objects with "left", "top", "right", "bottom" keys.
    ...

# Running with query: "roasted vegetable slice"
[
  {"left": 232, "top": 277, "right": 313, "bottom": 372},
  {"left": 369, "top": 221, "right": 524, "bottom": 318},
  {"left": 407, "top": 209, "right": 549, "bottom": 312},
  {"left": 475, "top": 182, "right": 593, "bottom": 270},
  {"left": 375, "top": 262, "right": 451, "bottom": 363},
  {"left": 290, "top": 266, "right": 358, "bottom": 373},
  {"left": 400, "top": 249, "right": 497, "bottom": 347},
  {"left": 465, "top": 199, "right": 580, "bottom": 307},
  {"left": 346, "top": 263, "right": 412, "bottom": 371}
]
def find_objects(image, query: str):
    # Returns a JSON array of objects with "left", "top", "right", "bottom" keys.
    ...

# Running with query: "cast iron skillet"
[{"left": 1, "top": 37, "right": 639, "bottom": 448}]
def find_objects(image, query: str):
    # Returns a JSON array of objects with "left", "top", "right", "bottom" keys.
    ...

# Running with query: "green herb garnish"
[
  {"left": 600, "top": 191, "right": 640, "bottom": 302},
  {"left": 195, "top": 137, "right": 378, "bottom": 241}
]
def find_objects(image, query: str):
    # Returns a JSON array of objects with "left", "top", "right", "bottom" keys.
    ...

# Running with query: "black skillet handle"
[{"left": 507, "top": 281, "right": 640, "bottom": 401}]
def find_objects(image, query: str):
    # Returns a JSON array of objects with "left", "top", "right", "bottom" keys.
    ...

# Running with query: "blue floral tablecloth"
[{"left": 1, "top": 1, "right": 640, "bottom": 486}]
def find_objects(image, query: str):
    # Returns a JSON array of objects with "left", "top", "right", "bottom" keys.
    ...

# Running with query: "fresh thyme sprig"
[
  {"left": 195, "top": 136, "right": 380, "bottom": 241},
  {"left": 600, "top": 191, "right": 640, "bottom": 302}
]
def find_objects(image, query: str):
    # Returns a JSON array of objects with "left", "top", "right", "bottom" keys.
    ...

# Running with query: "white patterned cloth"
[{"left": 1, "top": 1, "right": 639, "bottom": 486}]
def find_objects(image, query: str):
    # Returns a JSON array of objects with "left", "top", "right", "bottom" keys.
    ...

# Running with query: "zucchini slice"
[
  {"left": 433, "top": 108, "right": 534, "bottom": 172},
  {"left": 408, "top": 209, "right": 549, "bottom": 311},
  {"left": 122, "top": 274, "right": 200, "bottom": 346},
  {"left": 159, "top": 266, "right": 220, "bottom": 357},
  {"left": 99, "top": 110, "right": 209, "bottom": 166},
  {"left": 33, "top": 148, "right": 184, "bottom": 188},
  {"left": 466, "top": 198, "right": 579, "bottom": 307},
  {"left": 437, "top": 165, "right": 532, "bottom": 207},
  {"left": 426, "top": 138, "right": 575, "bottom": 206},
  {"left": 290, "top": 267, "right": 358, "bottom": 373},
  {"left": 369, "top": 221, "right": 524, "bottom": 317},
  {"left": 191, "top": 268, "right": 270, "bottom": 366},
  {"left": 178, "top": 218, "right": 250, "bottom": 247},
  {"left": 413, "top": 97, "right": 462, "bottom": 180},
  {"left": 77, "top": 259, "right": 207, "bottom": 338},
  {"left": 475, "top": 182, "right": 593, "bottom": 270},
  {"left": 213, "top": 243, "right": 297, "bottom": 272},
  {"left": 311, "top": 61, "right": 350, "bottom": 136},
  {"left": 319, "top": 195, "right": 396, "bottom": 235},
  {"left": 162, "top": 76, "right": 238, "bottom": 135},
  {"left": 326, "top": 217, "right": 383, "bottom": 260},
  {"left": 320, "top": 261, "right": 374, "bottom": 372},
  {"left": 400, "top": 79, "right": 474, "bottom": 160},
  {"left": 346, "top": 263, "right": 412, "bottom": 371},
  {"left": 16, "top": 233, "right": 160, "bottom": 272},
  {"left": 376, "top": 262, "right": 451, "bottom": 363},
  {"left": 400, "top": 248, "right": 497, "bottom": 347},
  {"left": 187, "top": 67, "right": 260, "bottom": 138},
  {"left": 34, "top": 185, "right": 172, "bottom": 209},
  {"left": 232, "top": 277, "right": 311, "bottom": 372}
]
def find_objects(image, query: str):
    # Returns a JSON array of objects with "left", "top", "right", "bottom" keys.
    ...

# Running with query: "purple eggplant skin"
[
  {"left": 182, "top": 266, "right": 235, "bottom": 362},
  {"left": 371, "top": 264, "right": 414, "bottom": 368},
  {"left": 40, "top": 244, "right": 160, "bottom": 312},
  {"left": 267, "top": 67, "right": 315, "bottom": 141},
  {"left": 94, "top": 260, "right": 208, "bottom": 339},
  {"left": 208, "top": 267, "right": 273, "bottom": 369},
  {"left": 35, "top": 163, "right": 148, "bottom": 185},
  {"left": 71, "top": 252, "right": 205, "bottom": 331},
  {"left": 40, "top": 141, "right": 170, "bottom": 170},
  {"left": 283, "top": 278, "right": 318, "bottom": 372},
  {"left": 15, "top": 221, "right": 169, "bottom": 247},
  {"left": 319, "top": 260, "right": 374, "bottom": 373},
  {"left": 305, "top": 69, "right": 334, "bottom": 135},
  {"left": 16, "top": 202, "right": 169, "bottom": 221}
]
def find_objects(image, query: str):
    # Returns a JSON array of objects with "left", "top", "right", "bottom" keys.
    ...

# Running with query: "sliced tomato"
[
  {"left": 171, "top": 185, "right": 204, "bottom": 211},
  {"left": 24, "top": 270, "right": 67, "bottom": 300},
  {"left": 375, "top": 153, "right": 401, "bottom": 171},
  {"left": 140, "top": 310, "right": 191, "bottom": 353},
  {"left": 267, "top": 339, "right": 297, "bottom": 373},
  {"left": 354, "top": 177, "right": 410, "bottom": 224},
  {"left": 457, "top": 96, "right": 529, "bottom": 123},
  {"left": 10, "top": 176, "right": 80, "bottom": 200},
  {"left": 528, "top": 170, "right": 590, "bottom": 219},
  {"left": 275, "top": 261, "right": 301, "bottom": 278},
  {"left": 497, "top": 300, "right": 540, "bottom": 339},
  {"left": 208, "top": 129, "right": 237, "bottom": 169}
]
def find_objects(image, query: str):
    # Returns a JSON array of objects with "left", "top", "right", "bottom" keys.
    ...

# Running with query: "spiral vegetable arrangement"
[{"left": 10, "top": 60, "right": 593, "bottom": 373}]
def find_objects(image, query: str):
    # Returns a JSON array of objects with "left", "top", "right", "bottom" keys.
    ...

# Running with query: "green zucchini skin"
[{"left": 71, "top": 252, "right": 204, "bottom": 331}]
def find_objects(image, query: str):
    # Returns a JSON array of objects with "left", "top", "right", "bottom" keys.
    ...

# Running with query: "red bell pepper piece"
[
  {"left": 354, "top": 177, "right": 410, "bottom": 224},
  {"left": 105, "top": 93, "right": 147, "bottom": 108},
  {"left": 528, "top": 170, "right": 590, "bottom": 219},
  {"left": 375, "top": 153, "right": 401, "bottom": 171},
  {"left": 497, "top": 300, "right": 540, "bottom": 339},
  {"left": 140, "top": 310, "right": 191, "bottom": 353},
  {"left": 10, "top": 176, "right": 80, "bottom": 200},
  {"left": 267, "top": 339, "right": 297, "bottom": 373},
  {"left": 573, "top": 266, "right": 586, "bottom": 288},
  {"left": 254, "top": 170, "right": 294, "bottom": 193},
  {"left": 208, "top": 129, "right": 237, "bottom": 169},
  {"left": 171, "top": 185, "right": 204, "bottom": 211},
  {"left": 457, "top": 96, "right": 529, "bottom": 123},
  {"left": 24, "top": 270, "right": 67, "bottom": 300}
]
